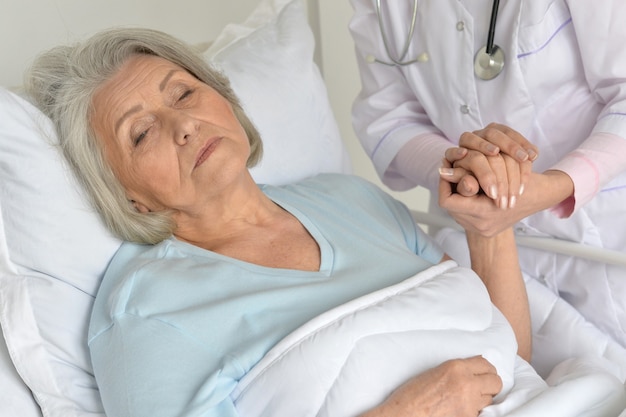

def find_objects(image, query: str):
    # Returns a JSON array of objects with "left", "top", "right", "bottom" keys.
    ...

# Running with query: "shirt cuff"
[
  {"left": 385, "top": 133, "right": 451, "bottom": 191},
  {"left": 549, "top": 132, "right": 626, "bottom": 218}
]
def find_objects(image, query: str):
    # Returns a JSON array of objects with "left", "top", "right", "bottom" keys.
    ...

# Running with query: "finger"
[
  {"left": 438, "top": 160, "right": 454, "bottom": 208},
  {"left": 470, "top": 357, "right": 503, "bottom": 398},
  {"left": 519, "top": 159, "right": 532, "bottom": 196},
  {"left": 444, "top": 147, "right": 469, "bottom": 163},
  {"left": 486, "top": 154, "right": 509, "bottom": 208},
  {"left": 503, "top": 155, "right": 520, "bottom": 209},
  {"left": 484, "top": 123, "right": 539, "bottom": 161},
  {"left": 458, "top": 175, "right": 480, "bottom": 197},
  {"left": 438, "top": 161, "right": 478, "bottom": 210},
  {"left": 458, "top": 131, "right": 500, "bottom": 156},
  {"left": 473, "top": 124, "right": 530, "bottom": 163},
  {"left": 439, "top": 162, "right": 469, "bottom": 183},
  {"left": 478, "top": 372, "right": 504, "bottom": 397},
  {"left": 439, "top": 164, "right": 480, "bottom": 196},
  {"left": 452, "top": 150, "right": 499, "bottom": 200},
  {"left": 480, "top": 393, "right": 496, "bottom": 410},
  {"left": 466, "top": 355, "right": 498, "bottom": 375}
]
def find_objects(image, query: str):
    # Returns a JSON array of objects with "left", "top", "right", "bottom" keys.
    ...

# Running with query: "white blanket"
[{"left": 232, "top": 261, "right": 626, "bottom": 417}]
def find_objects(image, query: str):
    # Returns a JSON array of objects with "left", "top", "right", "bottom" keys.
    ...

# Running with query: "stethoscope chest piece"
[{"left": 474, "top": 45, "right": 505, "bottom": 80}]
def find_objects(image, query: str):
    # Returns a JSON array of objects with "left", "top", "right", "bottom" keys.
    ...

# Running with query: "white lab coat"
[{"left": 350, "top": 0, "right": 626, "bottom": 345}]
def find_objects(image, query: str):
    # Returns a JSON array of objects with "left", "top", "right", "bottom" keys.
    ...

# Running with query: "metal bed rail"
[{"left": 410, "top": 210, "right": 626, "bottom": 267}]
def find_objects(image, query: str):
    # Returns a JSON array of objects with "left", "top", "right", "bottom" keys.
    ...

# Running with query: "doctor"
[{"left": 350, "top": 0, "right": 626, "bottom": 346}]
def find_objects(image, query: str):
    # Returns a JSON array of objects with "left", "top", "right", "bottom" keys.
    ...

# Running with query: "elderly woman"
[{"left": 25, "top": 28, "right": 530, "bottom": 417}]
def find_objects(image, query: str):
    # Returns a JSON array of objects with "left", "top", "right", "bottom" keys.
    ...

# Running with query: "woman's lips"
[{"left": 194, "top": 137, "right": 222, "bottom": 168}]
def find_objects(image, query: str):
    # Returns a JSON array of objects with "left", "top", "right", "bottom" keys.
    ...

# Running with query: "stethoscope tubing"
[
  {"left": 486, "top": 0, "right": 500, "bottom": 55},
  {"left": 369, "top": 0, "right": 505, "bottom": 79},
  {"left": 374, "top": 0, "right": 418, "bottom": 66}
]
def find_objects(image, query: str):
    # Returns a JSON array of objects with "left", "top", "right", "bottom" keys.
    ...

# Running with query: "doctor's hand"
[
  {"left": 442, "top": 148, "right": 531, "bottom": 211},
  {"left": 439, "top": 157, "right": 530, "bottom": 236},
  {"left": 459, "top": 123, "right": 538, "bottom": 164},
  {"left": 445, "top": 123, "right": 537, "bottom": 208},
  {"left": 359, "top": 356, "right": 502, "bottom": 417},
  {"left": 439, "top": 159, "right": 573, "bottom": 237}
]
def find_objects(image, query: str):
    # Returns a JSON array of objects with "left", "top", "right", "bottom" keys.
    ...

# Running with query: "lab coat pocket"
[
  {"left": 517, "top": 0, "right": 571, "bottom": 55},
  {"left": 516, "top": 0, "right": 578, "bottom": 87}
]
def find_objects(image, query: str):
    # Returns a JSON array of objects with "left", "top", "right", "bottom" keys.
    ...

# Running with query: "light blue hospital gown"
[{"left": 88, "top": 174, "right": 444, "bottom": 417}]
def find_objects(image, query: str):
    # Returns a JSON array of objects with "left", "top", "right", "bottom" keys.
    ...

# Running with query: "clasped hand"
[
  {"left": 361, "top": 356, "right": 502, "bottom": 417},
  {"left": 439, "top": 123, "right": 540, "bottom": 237}
]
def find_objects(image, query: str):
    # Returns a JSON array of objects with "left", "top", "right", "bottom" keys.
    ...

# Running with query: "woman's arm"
[
  {"left": 359, "top": 159, "right": 530, "bottom": 417},
  {"left": 464, "top": 229, "right": 531, "bottom": 360},
  {"left": 439, "top": 159, "right": 532, "bottom": 360}
]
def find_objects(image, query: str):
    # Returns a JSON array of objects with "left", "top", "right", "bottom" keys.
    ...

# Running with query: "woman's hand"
[
  {"left": 439, "top": 159, "right": 574, "bottom": 237},
  {"left": 360, "top": 356, "right": 502, "bottom": 417},
  {"left": 439, "top": 154, "right": 533, "bottom": 236},
  {"left": 444, "top": 123, "right": 537, "bottom": 208},
  {"left": 439, "top": 156, "right": 530, "bottom": 236}
]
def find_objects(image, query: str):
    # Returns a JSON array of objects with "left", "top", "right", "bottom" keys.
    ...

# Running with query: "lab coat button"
[
  {"left": 456, "top": 21, "right": 465, "bottom": 31},
  {"left": 460, "top": 105, "right": 470, "bottom": 114}
]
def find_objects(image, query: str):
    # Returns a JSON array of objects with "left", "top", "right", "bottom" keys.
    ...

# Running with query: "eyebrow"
[
  {"left": 115, "top": 104, "right": 142, "bottom": 135},
  {"left": 159, "top": 69, "right": 181, "bottom": 92},
  {"left": 113, "top": 69, "right": 182, "bottom": 135}
]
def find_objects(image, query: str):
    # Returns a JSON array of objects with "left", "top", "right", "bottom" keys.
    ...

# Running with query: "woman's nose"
[{"left": 170, "top": 111, "right": 198, "bottom": 145}]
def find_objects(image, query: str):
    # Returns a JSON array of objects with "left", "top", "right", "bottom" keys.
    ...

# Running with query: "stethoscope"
[{"left": 367, "top": 0, "right": 505, "bottom": 80}]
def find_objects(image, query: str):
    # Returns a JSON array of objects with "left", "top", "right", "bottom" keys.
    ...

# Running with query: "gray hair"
[{"left": 24, "top": 27, "right": 263, "bottom": 244}]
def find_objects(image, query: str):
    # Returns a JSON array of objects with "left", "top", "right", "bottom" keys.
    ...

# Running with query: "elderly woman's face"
[{"left": 91, "top": 54, "right": 251, "bottom": 215}]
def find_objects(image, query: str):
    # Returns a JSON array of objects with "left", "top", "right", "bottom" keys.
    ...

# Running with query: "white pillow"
[
  {"left": 0, "top": 0, "right": 350, "bottom": 415},
  {"left": 208, "top": 0, "right": 351, "bottom": 184},
  {"left": 0, "top": 88, "right": 120, "bottom": 416}
]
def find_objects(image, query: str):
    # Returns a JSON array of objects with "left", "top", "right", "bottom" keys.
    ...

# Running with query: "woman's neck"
[{"left": 172, "top": 177, "right": 282, "bottom": 249}]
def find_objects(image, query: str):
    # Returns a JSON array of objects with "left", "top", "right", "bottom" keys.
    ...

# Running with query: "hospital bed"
[{"left": 1, "top": 0, "right": 625, "bottom": 416}]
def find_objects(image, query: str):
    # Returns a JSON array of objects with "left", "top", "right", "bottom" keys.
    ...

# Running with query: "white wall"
[
  {"left": 0, "top": 0, "right": 430, "bottom": 212},
  {"left": 317, "top": 1, "right": 431, "bottom": 213},
  {"left": 0, "top": 0, "right": 262, "bottom": 88}
]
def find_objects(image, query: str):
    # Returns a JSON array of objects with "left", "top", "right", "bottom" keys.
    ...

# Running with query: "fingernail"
[
  {"left": 489, "top": 185, "right": 498, "bottom": 199},
  {"left": 486, "top": 143, "right": 499, "bottom": 153},
  {"left": 515, "top": 149, "right": 529, "bottom": 161},
  {"left": 528, "top": 149, "right": 538, "bottom": 161},
  {"left": 439, "top": 167, "right": 454, "bottom": 176},
  {"left": 500, "top": 196, "right": 508, "bottom": 209},
  {"left": 510, "top": 195, "right": 516, "bottom": 208},
  {"left": 519, "top": 184, "right": 525, "bottom": 196}
]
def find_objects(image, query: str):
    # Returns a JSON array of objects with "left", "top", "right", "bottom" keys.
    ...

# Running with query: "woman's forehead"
[{"left": 91, "top": 56, "right": 187, "bottom": 126}]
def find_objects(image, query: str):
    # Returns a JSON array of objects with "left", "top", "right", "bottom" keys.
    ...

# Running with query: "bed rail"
[{"left": 410, "top": 210, "right": 626, "bottom": 267}]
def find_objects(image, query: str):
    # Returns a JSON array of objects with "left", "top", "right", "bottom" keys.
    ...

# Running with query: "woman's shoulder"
[{"left": 91, "top": 240, "right": 204, "bottom": 315}]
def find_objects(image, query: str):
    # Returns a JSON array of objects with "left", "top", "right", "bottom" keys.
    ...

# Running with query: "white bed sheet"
[{"left": 234, "top": 261, "right": 626, "bottom": 417}]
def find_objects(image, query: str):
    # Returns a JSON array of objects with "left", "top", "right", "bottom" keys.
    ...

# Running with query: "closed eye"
[
  {"left": 178, "top": 88, "right": 194, "bottom": 102},
  {"left": 133, "top": 129, "right": 149, "bottom": 146}
]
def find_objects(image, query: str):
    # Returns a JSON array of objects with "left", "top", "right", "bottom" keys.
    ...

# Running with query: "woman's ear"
[{"left": 131, "top": 200, "right": 151, "bottom": 213}]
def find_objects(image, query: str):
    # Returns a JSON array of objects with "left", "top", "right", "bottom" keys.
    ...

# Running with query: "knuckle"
[
  {"left": 443, "top": 358, "right": 466, "bottom": 374},
  {"left": 459, "top": 131, "right": 474, "bottom": 146},
  {"left": 465, "top": 151, "right": 485, "bottom": 164}
]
